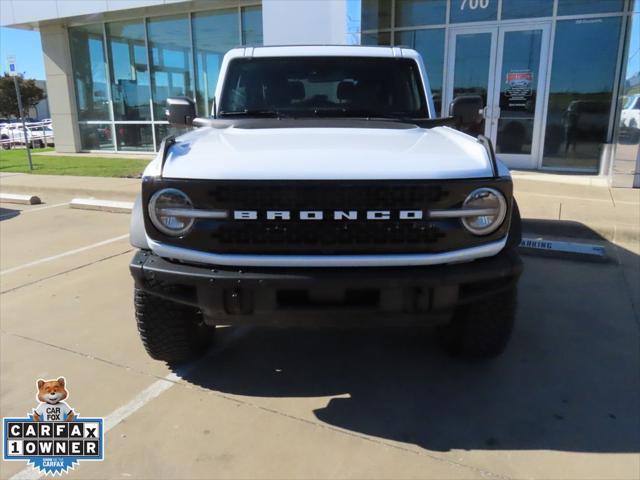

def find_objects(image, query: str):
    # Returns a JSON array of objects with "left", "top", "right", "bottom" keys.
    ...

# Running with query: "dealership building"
[{"left": 1, "top": 0, "right": 639, "bottom": 186}]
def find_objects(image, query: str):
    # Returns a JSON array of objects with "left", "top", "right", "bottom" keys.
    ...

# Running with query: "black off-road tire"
[
  {"left": 438, "top": 286, "right": 517, "bottom": 358},
  {"left": 134, "top": 287, "right": 214, "bottom": 363}
]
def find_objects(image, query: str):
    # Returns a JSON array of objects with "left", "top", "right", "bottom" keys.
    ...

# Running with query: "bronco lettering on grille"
[{"left": 233, "top": 210, "right": 424, "bottom": 220}]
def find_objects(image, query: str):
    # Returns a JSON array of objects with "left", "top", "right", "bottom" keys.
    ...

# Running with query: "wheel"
[
  {"left": 134, "top": 287, "right": 214, "bottom": 363},
  {"left": 438, "top": 286, "right": 517, "bottom": 358},
  {"left": 1, "top": 135, "right": 10, "bottom": 150}
]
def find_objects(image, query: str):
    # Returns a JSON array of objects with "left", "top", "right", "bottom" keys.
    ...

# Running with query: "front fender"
[{"left": 129, "top": 193, "right": 149, "bottom": 249}]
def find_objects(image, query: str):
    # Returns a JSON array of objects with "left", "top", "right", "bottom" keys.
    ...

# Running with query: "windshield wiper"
[{"left": 218, "top": 109, "right": 286, "bottom": 118}]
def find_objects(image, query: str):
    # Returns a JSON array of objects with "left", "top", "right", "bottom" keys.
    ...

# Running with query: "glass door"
[
  {"left": 445, "top": 27, "right": 498, "bottom": 139},
  {"left": 492, "top": 24, "right": 550, "bottom": 169},
  {"left": 446, "top": 23, "right": 550, "bottom": 169}
]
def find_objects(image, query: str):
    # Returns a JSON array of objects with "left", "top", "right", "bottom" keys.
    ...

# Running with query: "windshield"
[{"left": 218, "top": 56, "right": 428, "bottom": 119}]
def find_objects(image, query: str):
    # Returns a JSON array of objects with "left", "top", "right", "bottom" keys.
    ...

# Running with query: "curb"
[
  {"left": 0, "top": 193, "right": 42, "bottom": 205},
  {"left": 1, "top": 185, "right": 139, "bottom": 202},
  {"left": 70, "top": 198, "right": 133, "bottom": 213}
]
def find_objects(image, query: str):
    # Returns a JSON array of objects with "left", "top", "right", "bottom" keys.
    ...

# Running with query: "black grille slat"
[{"left": 213, "top": 222, "right": 445, "bottom": 247}]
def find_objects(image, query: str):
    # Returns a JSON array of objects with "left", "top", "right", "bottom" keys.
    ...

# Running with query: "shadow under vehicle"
[{"left": 173, "top": 220, "right": 639, "bottom": 455}]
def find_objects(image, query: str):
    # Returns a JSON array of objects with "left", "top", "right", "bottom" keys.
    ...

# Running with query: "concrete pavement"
[{"left": 0, "top": 174, "right": 639, "bottom": 479}]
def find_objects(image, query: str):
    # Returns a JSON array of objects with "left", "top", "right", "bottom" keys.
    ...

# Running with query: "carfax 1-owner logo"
[{"left": 3, "top": 377, "right": 104, "bottom": 475}]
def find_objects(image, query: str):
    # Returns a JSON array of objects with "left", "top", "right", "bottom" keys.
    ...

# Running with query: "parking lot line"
[
  {"left": 7, "top": 326, "right": 252, "bottom": 480},
  {"left": 0, "top": 234, "right": 129, "bottom": 275},
  {"left": 0, "top": 202, "right": 68, "bottom": 219},
  {"left": 9, "top": 372, "right": 182, "bottom": 480}
]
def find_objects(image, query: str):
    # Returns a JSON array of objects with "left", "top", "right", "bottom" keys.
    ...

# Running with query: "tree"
[{"left": 0, "top": 73, "right": 45, "bottom": 118}]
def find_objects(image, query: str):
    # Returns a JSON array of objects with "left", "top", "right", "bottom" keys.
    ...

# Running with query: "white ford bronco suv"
[{"left": 129, "top": 46, "right": 522, "bottom": 363}]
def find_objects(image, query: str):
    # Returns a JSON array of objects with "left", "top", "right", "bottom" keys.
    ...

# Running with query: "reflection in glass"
[
  {"left": 193, "top": 9, "right": 239, "bottom": 116},
  {"left": 395, "top": 0, "right": 446, "bottom": 27},
  {"left": 115, "top": 124, "right": 154, "bottom": 151},
  {"left": 242, "top": 6, "right": 263, "bottom": 45},
  {"left": 361, "top": 31, "right": 391, "bottom": 45},
  {"left": 79, "top": 123, "right": 114, "bottom": 151},
  {"left": 147, "top": 15, "right": 194, "bottom": 119},
  {"left": 450, "top": 0, "right": 498, "bottom": 23},
  {"left": 69, "top": 24, "right": 110, "bottom": 121},
  {"left": 557, "top": 0, "right": 624, "bottom": 16},
  {"left": 543, "top": 18, "right": 622, "bottom": 171},
  {"left": 155, "top": 124, "right": 191, "bottom": 150},
  {"left": 106, "top": 20, "right": 151, "bottom": 121},
  {"left": 452, "top": 32, "right": 492, "bottom": 136},
  {"left": 612, "top": 11, "right": 640, "bottom": 187},
  {"left": 496, "top": 30, "right": 542, "bottom": 155},
  {"left": 501, "top": 0, "right": 553, "bottom": 19},
  {"left": 361, "top": 0, "right": 391, "bottom": 30},
  {"left": 396, "top": 29, "right": 445, "bottom": 115}
]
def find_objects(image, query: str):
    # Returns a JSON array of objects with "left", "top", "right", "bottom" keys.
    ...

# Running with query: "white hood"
[{"left": 146, "top": 125, "right": 502, "bottom": 180}]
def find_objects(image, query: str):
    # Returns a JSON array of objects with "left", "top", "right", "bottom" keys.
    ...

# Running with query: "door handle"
[{"left": 480, "top": 106, "right": 489, "bottom": 119}]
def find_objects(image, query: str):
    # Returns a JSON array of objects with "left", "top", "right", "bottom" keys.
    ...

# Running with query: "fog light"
[
  {"left": 461, "top": 188, "right": 507, "bottom": 235},
  {"left": 148, "top": 188, "right": 195, "bottom": 236}
]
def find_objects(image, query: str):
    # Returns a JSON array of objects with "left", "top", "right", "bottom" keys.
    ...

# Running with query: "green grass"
[{"left": 0, "top": 148, "right": 151, "bottom": 177}]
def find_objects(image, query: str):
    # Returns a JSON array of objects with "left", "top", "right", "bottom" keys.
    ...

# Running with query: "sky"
[{"left": 0, "top": 27, "right": 45, "bottom": 80}]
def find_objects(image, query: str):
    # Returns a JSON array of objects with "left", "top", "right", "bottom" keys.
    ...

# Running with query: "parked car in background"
[
  {"left": 621, "top": 94, "right": 640, "bottom": 130},
  {"left": 0, "top": 121, "right": 54, "bottom": 149}
]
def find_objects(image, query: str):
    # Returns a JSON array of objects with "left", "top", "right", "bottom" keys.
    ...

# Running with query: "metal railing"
[{"left": 0, "top": 120, "right": 54, "bottom": 150}]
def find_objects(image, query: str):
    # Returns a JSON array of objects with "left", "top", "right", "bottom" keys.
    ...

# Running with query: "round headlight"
[
  {"left": 461, "top": 187, "right": 507, "bottom": 235},
  {"left": 148, "top": 188, "right": 195, "bottom": 236}
]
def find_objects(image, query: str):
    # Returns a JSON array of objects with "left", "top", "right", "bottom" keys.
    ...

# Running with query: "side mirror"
[
  {"left": 166, "top": 97, "right": 196, "bottom": 127},
  {"left": 449, "top": 95, "right": 484, "bottom": 133}
]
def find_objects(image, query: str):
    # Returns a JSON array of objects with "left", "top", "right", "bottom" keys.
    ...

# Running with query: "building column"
[
  {"left": 40, "top": 23, "right": 81, "bottom": 153},
  {"left": 262, "top": 0, "right": 354, "bottom": 46}
]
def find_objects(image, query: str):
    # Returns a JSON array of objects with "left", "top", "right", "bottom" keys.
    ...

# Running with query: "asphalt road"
[{"left": 0, "top": 197, "right": 638, "bottom": 479}]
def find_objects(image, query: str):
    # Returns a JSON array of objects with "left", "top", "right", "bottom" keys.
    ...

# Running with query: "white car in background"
[
  {"left": 621, "top": 94, "right": 640, "bottom": 130},
  {"left": 0, "top": 122, "right": 54, "bottom": 149}
]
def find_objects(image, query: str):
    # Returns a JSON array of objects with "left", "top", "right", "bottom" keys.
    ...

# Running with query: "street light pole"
[{"left": 13, "top": 75, "right": 33, "bottom": 171}]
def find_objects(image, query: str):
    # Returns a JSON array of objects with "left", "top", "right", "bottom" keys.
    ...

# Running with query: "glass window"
[
  {"left": 361, "top": 31, "right": 391, "bottom": 45},
  {"left": 495, "top": 30, "right": 543, "bottom": 155},
  {"left": 79, "top": 123, "right": 114, "bottom": 151},
  {"left": 361, "top": 0, "right": 392, "bottom": 30},
  {"left": 106, "top": 20, "right": 151, "bottom": 121},
  {"left": 450, "top": 32, "right": 492, "bottom": 136},
  {"left": 612, "top": 12, "right": 640, "bottom": 187},
  {"left": 154, "top": 124, "right": 191, "bottom": 150},
  {"left": 557, "top": 0, "right": 624, "bottom": 16},
  {"left": 147, "top": 15, "right": 194, "bottom": 120},
  {"left": 450, "top": 0, "right": 498, "bottom": 23},
  {"left": 69, "top": 24, "right": 111, "bottom": 121},
  {"left": 115, "top": 123, "right": 154, "bottom": 151},
  {"left": 395, "top": 0, "right": 446, "bottom": 27},
  {"left": 396, "top": 29, "right": 445, "bottom": 114},
  {"left": 192, "top": 9, "right": 239, "bottom": 116},
  {"left": 218, "top": 57, "right": 428, "bottom": 119},
  {"left": 501, "top": 0, "right": 553, "bottom": 19},
  {"left": 242, "top": 6, "right": 263, "bottom": 45},
  {"left": 543, "top": 18, "right": 622, "bottom": 171}
]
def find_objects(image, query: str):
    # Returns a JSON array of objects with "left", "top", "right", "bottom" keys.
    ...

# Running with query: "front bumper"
[{"left": 130, "top": 248, "right": 522, "bottom": 326}]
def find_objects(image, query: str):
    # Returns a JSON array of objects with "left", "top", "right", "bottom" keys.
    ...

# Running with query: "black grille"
[{"left": 143, "top": 179, "right": 512, "bottom": 255}]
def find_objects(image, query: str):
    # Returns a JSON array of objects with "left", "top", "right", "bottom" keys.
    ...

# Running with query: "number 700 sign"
[{"left": 460, "top": 0, "right": 490, "bottom": 9}]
